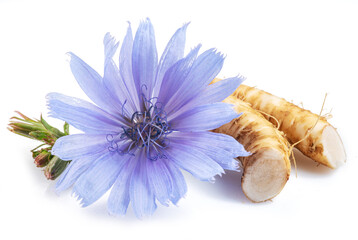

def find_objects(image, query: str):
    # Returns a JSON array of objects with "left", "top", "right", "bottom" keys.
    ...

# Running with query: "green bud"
[
  {"left": 34, "top": 150, "right": 51, "bottom": 168},
  {"left": 44, "top": 156, "right": 70, "bottom": 180},
  {"left": 8, "top": 122, "right": 40, "bottom": 140},
  {"left": 29, "top": 131, "right": 56, "bottom": 145},
  {"left": 10, "top": 122, "right": 42, "bottom": 132},
  {"left": 29, "top": 130, "right": 50, "bottom": 140},
  {"left": 9, "top": 112, "right": 66, "bottom": 146},
  {"left": 31, "top": 144, "right": 47, "bottom": 158},
  {"left": 9, "top": 112, "right": 72, "bottom": 180}
]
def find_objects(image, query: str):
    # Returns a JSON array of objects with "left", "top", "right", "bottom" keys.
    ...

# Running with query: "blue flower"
[{"left": 48, "top": 18, "right": 249, "bottom": 218}]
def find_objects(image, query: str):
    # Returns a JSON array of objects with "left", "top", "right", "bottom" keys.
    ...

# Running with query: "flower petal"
[
  {"left": 132, "top": 18, "right": 158, "bottom": 101},
  {"left": 67, "top": 52, "right": 119, "bottom": 114},
  {"left": 168, "top": 76, "right": 244, "bottom": 120},
  {"left": 165, "top": 49, "right": 225, "bottom": 115},
  {"left": 146, "top": 158, "right": 173, "bottom": 206},
  {"left": 163, "top": 159, "right": 187, "bottom": 204},
  {"left": 103, "top": 60, "right": 127, "bottom": 110},
  {"left": 190, "top": 76, "right": 245, "bottom": 108},
  {"left": 152, "top": 23, "right": 188, "bottom": 97},
  {"left": 107, "top": 158, "right": 137, "bottom": 216},
  {"left": 169, "top": 102, "right": 240, "bottom": 131},
  {"left": 51, "top": 134, "right": 108, "bottom": 160},
  {"left": 55, "top": 150, "right": 105, "bottom": 193},
  {"left": 146, "top": 157, "right": 188, "bottom": 206},
  {"left": 157, "top": 45, "right": 201, "bottom": 105},
  {"left": 103, "top": 32, "right": 119, "bottom": 66},
  {"left": 129, "top": 150, "right": 157, "bottom": 218},
  {"left": 47, "top": 92, "right": 126, "bottom": 134},
  {"left": 73, "top": 152, "right": 129, "bottom": 207},
  {"left": 169, "top": 131, "right": 250, "bottom": 158},
  {"left": 167, "top": 132, "right": 249, "bottom": 171},
  {"left": 102, "top": 32, "right": 133, "bottom": 113},
  {"left": 118, "top": 23, "right": 141, "bottom": 112},
  {"left": 163, "top": 140, "right": 224, "bottom": 181}
]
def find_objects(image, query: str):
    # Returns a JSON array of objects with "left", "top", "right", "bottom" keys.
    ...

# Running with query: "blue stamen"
[
  {"left": 107, "top": 97, "right": 171, "bottom": 160},
  {"left": 121, "top": 99, "right": 129, "bottom": 118}
]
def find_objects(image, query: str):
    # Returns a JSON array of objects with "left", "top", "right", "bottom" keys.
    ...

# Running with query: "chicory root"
[
  {"left": 214, "top": 96, "right": 291, "bottom": 202},
  {"left": 230, "top": 84, "right": 346, "bottom": 169}
]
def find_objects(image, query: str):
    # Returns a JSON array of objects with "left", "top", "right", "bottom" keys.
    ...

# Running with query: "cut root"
[
  {"left": 320, "top": 125, "right": 346, "bottom": 168},
  {"left": 214, "top": 96, "right": 291, "bottom": 202},
  {"left": 242, "top": 148, "right": 290, "bottom": 202}
]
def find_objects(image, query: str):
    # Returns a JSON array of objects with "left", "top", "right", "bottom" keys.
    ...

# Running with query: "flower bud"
[
  {"left": 44, "top": 156, "right": 69, "bottom": 180},
  {"left": 8, "top": 112, "right": 63, "bottom": 145},
  {"left": 32, "top": 150, "right": 41, "bottom": 159},
  {"left": 9, "top": 111, "right": 71, "bottom": 180},
  {"left": 34, "top": 150, "right": 51, "bottom": 168}
]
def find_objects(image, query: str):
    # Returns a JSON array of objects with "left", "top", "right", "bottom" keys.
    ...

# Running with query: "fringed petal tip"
[
  {"left": 221, "top": 159, "right": 241, "bottom": 172},
  {"left": 71, "top": 190, "right": 90, "bottom": 208},
  {"left": 209, "top": 48, "right": 226, "bottom": 61},
  {"left": 236, "top": 73, "right": 247, "bottom": 82},
  {"left": 103, "top": 32, "right": 117, "bottom": 45},
  {"left": 64, "top": 52, "right": 72, "bottom": 62},
  {"left": 106, "top": 193, "right": 187, "bottom": 218},
  {"left": 239, "top": 149, "right": 252, "bottom": 158},
  {"left": 104, "top": 32, "right": 119, "bottom": 62},
  {"left": 65, "top": 52, "right": 79, "bottom": 65},
  {"left": 46, "top": 92, "right": 60, "bottom": 103}
]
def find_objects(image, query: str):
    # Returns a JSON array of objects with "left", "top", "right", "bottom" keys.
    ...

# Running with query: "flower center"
[{"left": 107, "top": 98, "right": 171, "bottom": 161}]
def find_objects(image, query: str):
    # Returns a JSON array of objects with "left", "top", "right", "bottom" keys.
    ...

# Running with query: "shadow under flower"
[
  {"left": 63, "top": 191, "right": 191, "bottom": 221},
  {"left": 213, "top": 170, "right": 252, "bottom": 203},
  {"left": 184, "top": 169, "right": 254, "bottom": 204}
]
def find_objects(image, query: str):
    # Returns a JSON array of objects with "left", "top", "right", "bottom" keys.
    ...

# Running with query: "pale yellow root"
[
  {"left": 214, "top": 96, "right": 291, "bottom": 202},
  {"left": 225, "top": 83, "right": 346, "bottom": 169}
]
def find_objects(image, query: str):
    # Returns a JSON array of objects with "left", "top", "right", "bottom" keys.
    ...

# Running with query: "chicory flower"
[{"left": 48, "top": 18, "right": 249, "bottom": 218}]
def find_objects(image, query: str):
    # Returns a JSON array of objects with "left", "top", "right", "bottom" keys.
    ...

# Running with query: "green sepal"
[
  {"left": 63, "top": 122, "right": 70, "bottom": 135},
  {"left": 40, "top": 115, "right": 65, "bottom": 138},
  {"left": 29, "top": 131, "right": 49, "bottom": 140}
]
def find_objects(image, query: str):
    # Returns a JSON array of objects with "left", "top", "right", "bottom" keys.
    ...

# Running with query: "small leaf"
[{"left": 14, "top": 111, "right": 33, "bottom": 122}]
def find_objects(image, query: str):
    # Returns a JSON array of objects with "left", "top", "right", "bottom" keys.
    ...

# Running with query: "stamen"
[
  {"left": 106, "top": 97, "right": 171, "bottom": 160},
  {"left": 121, "top": 99, "right": 129, "bottom": 118}
]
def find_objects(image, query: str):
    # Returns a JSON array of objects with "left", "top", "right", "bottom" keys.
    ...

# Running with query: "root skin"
[
  {"left": 214, "top": 96, "right": 290, "bottom": 202},
  {"left": 224, "top": 83, "right": 346, "bottom": 169}
]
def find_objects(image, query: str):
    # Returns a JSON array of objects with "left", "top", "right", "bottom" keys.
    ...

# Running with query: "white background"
[{"left": 1, "top": 0, "right": 357, "bottom": 239}]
